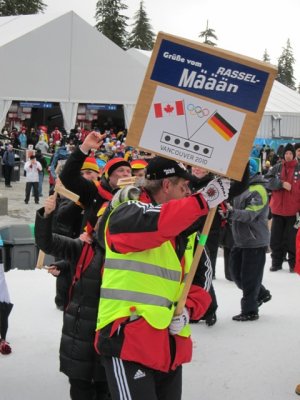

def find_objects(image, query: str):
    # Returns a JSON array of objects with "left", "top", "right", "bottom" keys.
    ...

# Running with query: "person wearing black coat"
[{"left": 35, "top": 195, "right": 110, "bottom": 400}]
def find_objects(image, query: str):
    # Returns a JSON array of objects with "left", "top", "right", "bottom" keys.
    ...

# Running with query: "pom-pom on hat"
[
  {"left": 130, "top": 159, "right": 148, "bottom": 170},
  {"left": 283, "top": 143, "right": 296, "bottom": 159},
  {"left": 104, "top": 158, "right": 131, "bottom": 179},
  {"left": 145, "top": 156, "right": 192, "bottom": 180},
  {"left": 81, "top": 156, "right": 100, "bottom": 173}
]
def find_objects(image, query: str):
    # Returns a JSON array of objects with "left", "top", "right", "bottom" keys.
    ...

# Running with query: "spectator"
[
  {"left": 94, "top": 153, "right": 230, "bottom": 399},
  {"left": 35, "top": 149, "right": 48, "bottom": 197},
  {"left": 2, "top": 144, "right": 15, "bottom": 188},
  {"left": 295, "top": 143, "right": 300, "bottom": 163},
  {"left": 0, "top": 260, "right": 13, "bottom": 355},
  {"left": 35, "top": 135, "right": 49, "bottom": 154},
  {"left": 35, "top": 194, "right": 110, "bottom": 399},
  {"left": 266, "top": 143, "right": 300, "bottom": 272},
  {"left": 50, "top": 127, "right": 63, "bottom": 145},
  {"left": 24, "top": 155, "right": 42, "bottom": 204},
  {"left": 229, "top": 158, "right": 272, "bottom": 321},
  {"left": 18, "top": 128, "right": 28, "bottom": 149}
]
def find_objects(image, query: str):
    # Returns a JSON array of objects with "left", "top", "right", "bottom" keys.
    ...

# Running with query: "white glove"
[
  {"left": 169, "top": 307, "right": 189, "bottom": 335},
  {"left": 111, "top": 185, "right": 141, "bottom": 209},
  {"left": 199, "top": 177, "right": 230, "bottom": 209}
]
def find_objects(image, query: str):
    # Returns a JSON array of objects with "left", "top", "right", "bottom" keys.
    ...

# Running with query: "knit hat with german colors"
[
  {"left": 81, "top": 156, "right": 100, "bottom": 173},
  {"left": 130, "top": 159, "right": 148, "bottom": 170},
  {"left": 104, "top": 157, "right": 131, "bottom": 178}
]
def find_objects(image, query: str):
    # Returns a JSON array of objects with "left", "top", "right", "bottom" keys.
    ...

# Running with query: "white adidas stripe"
[{"left": 112, "top": 357, "right": 132, "bottom": 400}]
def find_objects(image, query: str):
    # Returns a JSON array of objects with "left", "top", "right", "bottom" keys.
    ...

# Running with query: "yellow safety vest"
[{"left": 97, "top": 204, "right": 195, "bottom": 337}]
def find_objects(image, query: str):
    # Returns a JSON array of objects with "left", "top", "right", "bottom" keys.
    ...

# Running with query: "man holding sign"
[{"left": 94, "top": 155, "right": 229, "bottom": 400}]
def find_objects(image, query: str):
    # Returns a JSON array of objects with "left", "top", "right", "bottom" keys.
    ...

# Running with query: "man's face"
[
  {"left": 284, "top": 151, "right": 294, "bottom": 162},
  {"left": 296, "top": 148, "right": 300, "bottom": 160},
  {"left": 132, "top": 169, "right": 145, "bottom": 178},
  {"left": 109, "top": 166, "right": 132, "bottom": 189},
  {"left": 81, "top": 170, "right": 99, "bottom": 181},
  {"left": 165, "top": 178, "right": 191, "bottom": 201},
  {"left": 191, "top": 166, "right": 208, "bottom": 179}
]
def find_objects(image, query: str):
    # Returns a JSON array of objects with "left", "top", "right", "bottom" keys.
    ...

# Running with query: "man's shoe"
[
  {"left": 258, "top": 292, "right": 272, "bottom": 307},
  {"left": 270, "top": 265, "right": 282, "bottom": 272},
  {"left": 0, "top": 339, "right": 12, "bottom": 355},
  {"left": 205, "top": 312, "right": 217, "bottom": 326},
  {"left": 24, "top": 200, "right": 28, "bottom": 204},
  {"left": 232, "top": 312, "right": 259, "bottom": 322}
]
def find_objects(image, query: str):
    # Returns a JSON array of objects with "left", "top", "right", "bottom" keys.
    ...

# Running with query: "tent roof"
[
  {"left": 0, "top": 11, "right": 146, "bottom": 104},
  {"left": 264, "top": 80, "right": 300, "bottom": 113}
]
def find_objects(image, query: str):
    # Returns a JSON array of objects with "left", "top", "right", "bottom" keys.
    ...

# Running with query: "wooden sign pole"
[{"left": 175, "top": 207, "right": 217, "bottom": 315}]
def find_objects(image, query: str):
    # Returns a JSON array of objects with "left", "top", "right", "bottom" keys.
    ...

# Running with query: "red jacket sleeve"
[{"left": 185, "top": 284, "right": 212, "bottom": 320}]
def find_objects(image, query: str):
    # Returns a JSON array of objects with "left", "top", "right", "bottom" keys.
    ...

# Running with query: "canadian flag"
[{"left": 154, "top": 100, "right": 185, "bottom": 118}]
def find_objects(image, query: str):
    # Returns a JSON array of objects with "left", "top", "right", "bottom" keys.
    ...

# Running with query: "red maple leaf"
[{"left": 164, "top": 104, "right": 174, "bottom": 115}]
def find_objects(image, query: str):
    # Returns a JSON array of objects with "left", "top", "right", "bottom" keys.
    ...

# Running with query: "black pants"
[
  {"left": 69, "top": 378, "right": 110, "bottom": 400},
  {"left": 230, "top": 247, "right": 269, "bottom": 314},
  {"left": 0, "top": 302, "right": 13, "bottom": 340},
  {"left": 3, "top": 165, "right": 13, "bottom": 186},
  {"left": 270, "top": 214, "right": 297, "bottom": 269},
  {"left": 25, "top": 182, "right": 39, "bottom": 203},
  {"left": 102, "top": 356, "right": 182, "bottom": 400}
]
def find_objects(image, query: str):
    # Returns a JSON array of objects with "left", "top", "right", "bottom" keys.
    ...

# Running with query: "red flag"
[{"left": 154, "top": 100, "right": 185, "bottom": 118}]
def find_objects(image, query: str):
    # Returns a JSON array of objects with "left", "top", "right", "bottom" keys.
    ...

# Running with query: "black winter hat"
[
  {"left": 294, "top": 143, "right": 300, "bottom": 151},
  {"left": 145, "top": 156, "right": 192, "bottom": 180},
  {"left": 283, "top": 143, "right": 296, "bottom": 159}
]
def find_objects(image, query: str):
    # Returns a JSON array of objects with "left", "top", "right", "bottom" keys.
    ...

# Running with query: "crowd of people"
[{"left": 1, "top": 126, "right": 300, "bottom": 399}]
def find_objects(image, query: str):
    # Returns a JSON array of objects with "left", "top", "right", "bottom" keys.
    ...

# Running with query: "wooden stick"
[
  {"left": 54, "top": 185, "right": 80, "bottom": 203},
  {"left": 174, "top": 207, "right": 217, "bottom": 316},
  {"left": 36, "top": 249, "right": 46, "bottom": 269},
  {"left": 117, "top": 176, "right": 136, "bottom": 187}
]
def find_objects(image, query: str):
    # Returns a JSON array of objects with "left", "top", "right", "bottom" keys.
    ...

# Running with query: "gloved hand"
[
  {"left": 218, "top": 203, "right": 233, "bottom": 220},
  {"left": 111, "top": 185, "right": 141, "bottom": 209},
  {"left": 199, "top": 177, "right": 230, "bottom": 209},
  {"left": 169, "top": 307, "right": 190, "bottom": 335}
]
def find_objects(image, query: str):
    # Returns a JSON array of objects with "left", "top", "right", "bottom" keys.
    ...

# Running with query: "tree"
[
  {"left": 127, "top": 1, "right": 155, "bottom": 50},
  {"left": 262, "top": 49, "right": 271, "bottom": 63},
  {"left": 0, "top": 0, "right": 46, "bottom": 15},
  {"left": 277, "top": 39, "right": 296, "bottom": 90},
  {"left": 198, "top": 20, "right": 218, "bottom": 46},
  {"left": 95, "top": 0, "right": 128, "bottom": 49}
]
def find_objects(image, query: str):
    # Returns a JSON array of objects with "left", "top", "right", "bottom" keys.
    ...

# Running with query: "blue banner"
[
  {"left": 86, "top": 104, "right": 117, "bottom": 111},
  {"left": 20, "top": 102, "right": 53, "bottom": 109},
  {"left": 151, "top": 40, "right": 269, "bottom": 113}
]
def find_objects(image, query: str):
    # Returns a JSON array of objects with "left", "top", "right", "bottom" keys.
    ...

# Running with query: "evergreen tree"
[
  {"left": 127, "top": 1, "right": 155, "bottom": 50},
  {"left": 277, "top": 39, "right": 296, "bottom": 90},
  {"left": 0, "top": 0, "right": 46, "bottom": 15},
  {"left": 262, "top": 49, "right": 271, "bottom": 63},
  {"left": 95, "top": 0, "right": 128, "bottom": 49},
  {"left": 198, "top": 20, "right": 218, "bottom": 46}
]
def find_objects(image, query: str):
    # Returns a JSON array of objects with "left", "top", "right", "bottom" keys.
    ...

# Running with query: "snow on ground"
[{"left": 1, "top": 253, "right": 300, "bottom": 400}]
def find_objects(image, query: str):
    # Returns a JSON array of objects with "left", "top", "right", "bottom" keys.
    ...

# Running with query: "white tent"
[{"left": 0, "top": 11, "right": 146, "bottom": 131}]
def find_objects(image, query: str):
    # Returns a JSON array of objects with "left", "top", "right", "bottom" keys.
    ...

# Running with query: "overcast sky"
[{"left": 44, "top": 0, "right": 300, "bottom": 84}]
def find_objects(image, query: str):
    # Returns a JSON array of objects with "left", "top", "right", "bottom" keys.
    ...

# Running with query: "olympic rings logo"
[{"left": 187, "top": 104, "right": 209, "bottom": 118}]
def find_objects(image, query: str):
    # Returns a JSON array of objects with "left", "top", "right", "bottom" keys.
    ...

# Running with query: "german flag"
[{"left": 207, "top": 112, "right": 237, "bottom": 141}]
